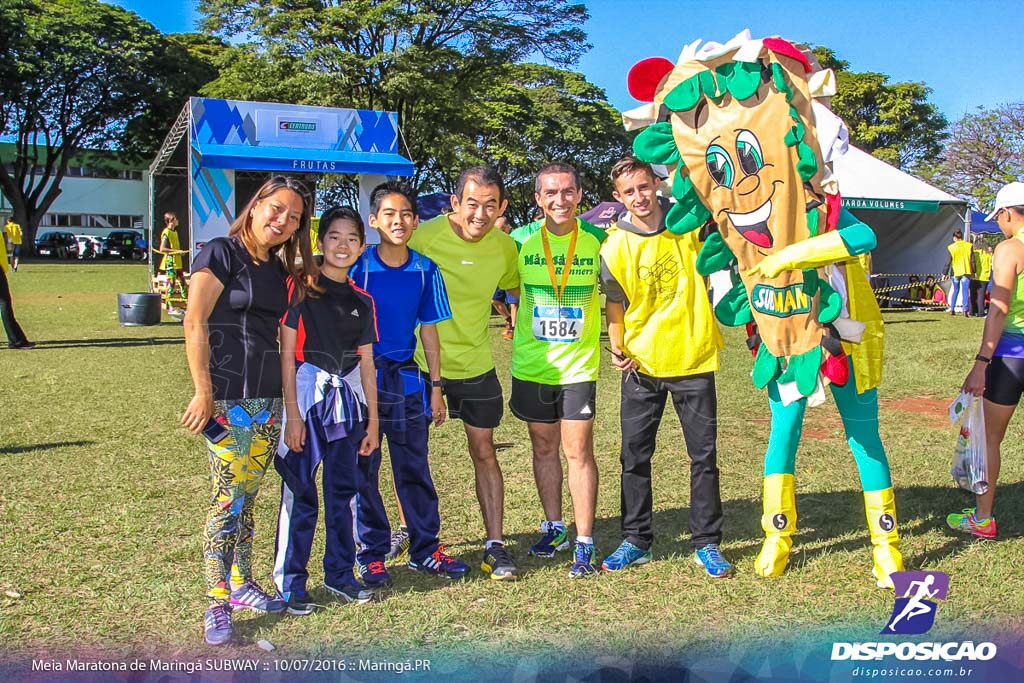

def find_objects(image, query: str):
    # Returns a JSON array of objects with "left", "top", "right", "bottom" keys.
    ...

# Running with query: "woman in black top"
[{"left": 181, "top": 176, "right": 317, "bottom": 646}]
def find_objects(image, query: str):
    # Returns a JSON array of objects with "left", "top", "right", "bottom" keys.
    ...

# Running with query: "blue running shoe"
[
  {"left": 569, "top": 541, "right": 598, "bottom": 579},
  {"left": 528, "top": 521, "right": 569, "bottom": 558},
  {"left": 693, "top": 544, "right": 734, "bottom": 578},
  {"left": 203, "top": 603, "right": 233, "bottom": 646},
  {"left": 409, "top": 544, "right": 470, "bottom": 580},
  {"left": 601, "top": 540, "right": 652, "bottom": 572},
  {"left": 358, "top": 560, "right": 393, "bottom": 588}
]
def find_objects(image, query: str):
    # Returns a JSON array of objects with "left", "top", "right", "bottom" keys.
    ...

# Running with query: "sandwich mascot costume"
[{"left": 624, "top": 31, "right": 904, "bottom": 588}]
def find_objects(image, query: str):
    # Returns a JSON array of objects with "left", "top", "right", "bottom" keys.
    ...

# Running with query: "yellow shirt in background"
[
  {"left": 5, "top": 221, "right": 22, "bottom": 245},
  {"left": 948, "top": 240, "right": 973, "bottom": 277},
  {"left": 973, "top": 249, "right": 992, "bottom": 281}
]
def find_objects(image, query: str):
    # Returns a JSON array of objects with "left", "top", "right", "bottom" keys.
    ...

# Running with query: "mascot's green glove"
[
  {"left": 746, "top": 227, "right": 875, "bottom": 279},
  {"left": 697, "top": 231, "right": 736, "bottom": 276}
]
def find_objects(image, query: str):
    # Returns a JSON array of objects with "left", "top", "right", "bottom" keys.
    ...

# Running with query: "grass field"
[{"left": 1, "top": 262, "right": 1023, "bottom": 667}]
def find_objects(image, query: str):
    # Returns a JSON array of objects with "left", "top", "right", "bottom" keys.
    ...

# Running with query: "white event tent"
[{"left": 833, "top": 146, "right": 969, "bottom": 276}]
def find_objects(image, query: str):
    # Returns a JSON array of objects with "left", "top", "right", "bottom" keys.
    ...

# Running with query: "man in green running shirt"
[{"left": 509, "top": 162, "right": 606, "bottom": 578}]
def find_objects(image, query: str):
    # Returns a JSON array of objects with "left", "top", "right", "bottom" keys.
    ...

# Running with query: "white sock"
[
  {"left": 486, "top": 539, "right": 503, "bottom": 549},
  {"left": 576, "top": 535, "right": 594, "bottom": 545},
  {"left": 546, "top": 519, "right": 566, "bottom": 530}
]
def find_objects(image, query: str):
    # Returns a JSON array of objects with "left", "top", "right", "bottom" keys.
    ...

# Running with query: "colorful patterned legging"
[{"left": 203, "top": 398, "right": 282, "bottom": 603}]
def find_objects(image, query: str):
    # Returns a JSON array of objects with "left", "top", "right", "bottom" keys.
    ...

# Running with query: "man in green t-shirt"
[
  {"left": 409, "top": 167, "right": 522, "bottom": 580},
  {"left": 509, "top": 163, "right": 605, "bottom": 578}
]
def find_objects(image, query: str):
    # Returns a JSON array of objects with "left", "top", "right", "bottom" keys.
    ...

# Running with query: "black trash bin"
[{"left": 117, "top": 292, "right": 162, "bottom": 326}]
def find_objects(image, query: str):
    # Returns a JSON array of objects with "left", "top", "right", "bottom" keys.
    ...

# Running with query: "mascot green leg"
[{"left": 830, "top": 375, "right": 904, "bottom": 589}]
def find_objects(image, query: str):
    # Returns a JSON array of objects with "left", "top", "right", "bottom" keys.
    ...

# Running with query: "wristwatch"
[
  {"left": 430, "top": 379, "right": 444, "bottom": 388},
  {"left": 975, "top": 354, "right": 992, "bottom": 364}
]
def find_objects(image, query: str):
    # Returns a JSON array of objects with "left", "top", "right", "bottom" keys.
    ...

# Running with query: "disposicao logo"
[
  {"left": 884, "top": 570, "right": 948, "bottom": 635},
  {"left": 831, "top": 571, "right": 997, "bottom": 663}
]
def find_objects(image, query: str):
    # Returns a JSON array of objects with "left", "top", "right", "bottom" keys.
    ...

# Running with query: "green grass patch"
[{"left": 1, "top": 263, "right": 1022, "bottom": 661}]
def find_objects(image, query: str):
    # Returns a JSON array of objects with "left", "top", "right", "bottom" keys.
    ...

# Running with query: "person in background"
[
  {"left": 491, "top": 216, "right": 518, "bottom": 340},
  {"left": 946, "top": 230, "right": 974, "bottom": 317},
  {"left": 0, "top": 220, "right": 33, "bottom": 349},
  {"left": 4, "top": 216, "right": 22, "bottom": 272},
  {"left": 906, "top": 275, "right": 922, "bottom": 305},
  {"left": 971, "top": 238, "right": 994, "bottom": 317},
  {"left": 159, "top": 211, "right": 188, "bottom": 313},
  {"left": 181, "top": 176, "right": 316, "bottom": 646},
  {"left": 948, "top": 182, "right": 1024, "bottom": 539}
]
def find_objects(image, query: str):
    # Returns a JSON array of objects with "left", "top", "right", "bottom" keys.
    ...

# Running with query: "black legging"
[{"left": 0, "top": 266, "right": 29, "bottom": 347}]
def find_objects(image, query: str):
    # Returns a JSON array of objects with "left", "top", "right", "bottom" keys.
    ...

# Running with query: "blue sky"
[{"left": 107, "top": 0, "right": 1022, "bottom": 121}]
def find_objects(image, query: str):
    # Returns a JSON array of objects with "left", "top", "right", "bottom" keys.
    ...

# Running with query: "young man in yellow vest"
[
  {"left": 4, "top": 217, "right": 22, "bottom": 272},
  {"left": 159, "top": 212, "right": 188, "bottom": 313},
  {"left": 599, "top": 156, "right": 733, "bottom": 577},
  {"left": 947, "top": 230, "right": 974, "bottom": 317}
]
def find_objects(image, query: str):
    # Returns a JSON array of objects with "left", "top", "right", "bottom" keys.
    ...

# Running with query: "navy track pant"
[
  {"left": 273, "top": 410, "right": 361, "bottom": 597},
  {"left": 356, "top": 390, "right": 441, "bottom": 564}
]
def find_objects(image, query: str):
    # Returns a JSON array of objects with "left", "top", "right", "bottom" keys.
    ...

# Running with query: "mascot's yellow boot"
[
  {"left": 864, "top": 488, "right": 904, "bottom": 589},
  {"left": 754, "top": 474, "right": 797, "bottom": 577}
]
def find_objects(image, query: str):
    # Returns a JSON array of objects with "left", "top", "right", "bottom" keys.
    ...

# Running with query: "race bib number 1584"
[{"left": 532, "top": 305, "right": 583, "bottom": 343}]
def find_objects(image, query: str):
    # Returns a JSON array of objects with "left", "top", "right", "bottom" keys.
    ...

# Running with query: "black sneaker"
[
  {"left": 281, "top": 590, "right": 316, "bottom": 616},
  {"left": 324, "top": 579, "right": 374, "bottom": 604},
  {"left": 481, "top": 543, "right": 519, "bottom": 581}
]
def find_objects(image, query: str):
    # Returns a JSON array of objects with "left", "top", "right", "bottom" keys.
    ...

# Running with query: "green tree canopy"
[
  {"left": 198, "top": 0, "right": 627, "bottom": 220},
  {"left": 0, "top": 0, "right": 221, "bottom": 244},
  {"left": 813, "top": 46, "right": 947, "bottom": 170}
]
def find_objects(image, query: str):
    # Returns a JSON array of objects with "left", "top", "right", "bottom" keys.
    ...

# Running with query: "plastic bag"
[{"left": 949, "top": 392, "right": 989, "bottom": 495}]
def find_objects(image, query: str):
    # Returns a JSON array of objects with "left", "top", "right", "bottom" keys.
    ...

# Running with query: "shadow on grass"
[
  {"left": 0, "top": 440, "right": 96, "bottom": 455},
  {"left": 882, "top": 318, "right": 940, "bottom": 325},
  {"left": 36, "top": 336, "right": 184, "bottom": 349},
  {"left": 475, "top": 482, "right": 1024, "bottom": 576}
]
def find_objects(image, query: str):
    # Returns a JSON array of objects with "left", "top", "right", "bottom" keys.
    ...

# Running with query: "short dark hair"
[
  {"left": 319, "top": 205, "right": 365, "bottom": 245},
  {"left": 953, "top": 230, "right": 963, "bottom": 239},
  {"left": 163, "top": 211, "right": 178, "bottom": 224},
  {"left": 610, "top": 156, "right": 658, "bottom": 185},
  {"left": 456, "top": 166, "right": 505, "bottom": 203},
  {"left": 535, "top": 162, "right": 580, "bottom": 193},
  {"left": 370, "top": 181, "right": 418, "bottom": 216}
]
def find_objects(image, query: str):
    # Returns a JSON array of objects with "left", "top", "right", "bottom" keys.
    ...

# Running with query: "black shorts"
[
  {"left": 443, "top": 369, "right": 504, "bottom": 429},
  {"left": 509, "top": 377, "right": 597, "bottom": 424},
  {"left": 985, "top": 356, "right": 1024, "bottom": 406}
]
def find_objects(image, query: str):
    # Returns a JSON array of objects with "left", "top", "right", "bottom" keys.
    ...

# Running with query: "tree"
[
  {"left": 0, "top": 0, "right": 219, "bottom": 248},
  {"left": 917, "top": 103, "right": 1024, "bottom": 209},
  {"left": 812, "top": 47, "right": 947, "bottom": 170},
  {"left": 197, "top": 0, "right": 626, "bottom": 220}
]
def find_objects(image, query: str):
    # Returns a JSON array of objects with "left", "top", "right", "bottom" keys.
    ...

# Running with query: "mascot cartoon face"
[{"left": 630, "top": 36, "right": 831, "bottom": 359}]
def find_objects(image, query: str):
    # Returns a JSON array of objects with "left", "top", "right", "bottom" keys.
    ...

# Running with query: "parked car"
[
  {"left": 104, "top": 230, "right": 146, "bottom": 260},
  {"left": 35, "top": 231, "right": 79, "bottom": 259},
  {"left": 75, "top": 234, "right": 104, "bottom": 259}
]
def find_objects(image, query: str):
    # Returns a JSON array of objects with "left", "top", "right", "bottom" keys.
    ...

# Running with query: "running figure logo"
[{"left": 882, "top": 571, "right": 949, "bottom": 635}]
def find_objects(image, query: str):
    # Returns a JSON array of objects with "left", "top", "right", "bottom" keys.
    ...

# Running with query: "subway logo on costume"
[{"left": 751, "top": 283, "right": 812, "bottom": 317}]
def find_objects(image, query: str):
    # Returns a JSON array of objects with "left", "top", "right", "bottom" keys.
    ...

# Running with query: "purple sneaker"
[{"left": 229, "top": 581, "right": 286, "bottom": 613}]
